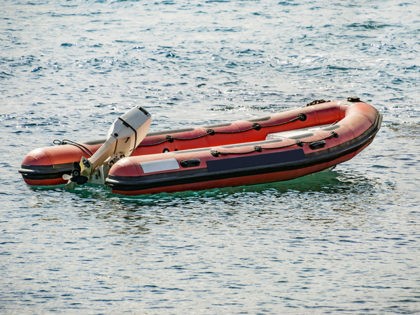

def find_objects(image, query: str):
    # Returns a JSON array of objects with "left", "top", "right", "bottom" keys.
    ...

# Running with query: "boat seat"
[{"left": 266, "top": 124, "right": 334, "bottom": 140}]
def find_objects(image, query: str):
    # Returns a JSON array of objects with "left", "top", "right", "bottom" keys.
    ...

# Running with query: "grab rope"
[
  {"left": 306, "top": 99, "right": 329, "bottom": 106},
  {"left": 139, "top": 114, "right": 307, "bottom": 147},
  {"left": 210, "top": 131, "right": 338, "bottom": 157},
  {"left": 53, "top": 139, "right": 94, "bottom": 157}
]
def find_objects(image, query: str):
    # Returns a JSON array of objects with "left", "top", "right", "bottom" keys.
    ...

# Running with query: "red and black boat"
[{"left": 19, "top": 98, "right": 382, "bottom": 195}]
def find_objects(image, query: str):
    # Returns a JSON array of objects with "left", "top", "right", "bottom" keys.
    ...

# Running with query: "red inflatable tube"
[{"left": 19, "top": 98, "right": 382, "bottom": 194}]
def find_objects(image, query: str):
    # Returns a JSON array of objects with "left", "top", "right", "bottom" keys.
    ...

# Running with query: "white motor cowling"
[
  {"left": 108, "top": 106, "right": 152, "bottom": 158},
  {"left": 68, "top": 106, "right": 151, "bottom": 185}
]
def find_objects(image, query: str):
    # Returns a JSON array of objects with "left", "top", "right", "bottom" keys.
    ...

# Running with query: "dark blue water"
[{"left": 1, "top": 0, "right": 419, "bottom": 313}]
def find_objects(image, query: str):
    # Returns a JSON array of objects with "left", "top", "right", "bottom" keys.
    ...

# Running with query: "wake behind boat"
[{"left": 19, "top": 98, "right": 382, "bottom": 195}]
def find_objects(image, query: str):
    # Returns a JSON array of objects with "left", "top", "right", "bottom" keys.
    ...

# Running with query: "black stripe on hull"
[{"left": 19, "top": 163, "right": 74, "bottom": 181}]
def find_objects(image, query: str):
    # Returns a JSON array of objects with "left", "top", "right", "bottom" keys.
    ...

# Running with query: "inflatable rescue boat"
[{"left": 19, "top": 98, "right": 382, "bottom": 195}]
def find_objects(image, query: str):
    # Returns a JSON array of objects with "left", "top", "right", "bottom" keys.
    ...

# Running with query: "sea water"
[{"left": 1, "top": 0, "right": 419, "bottom": 313}]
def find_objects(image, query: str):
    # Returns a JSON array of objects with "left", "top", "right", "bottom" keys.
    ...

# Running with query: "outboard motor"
[{"left": 67, "top": 106, "right": 151, "bottom": 185}]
